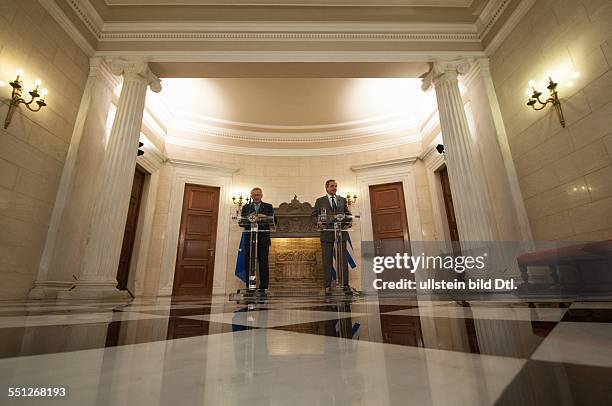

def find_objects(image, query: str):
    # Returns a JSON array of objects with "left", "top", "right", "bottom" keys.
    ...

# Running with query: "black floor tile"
[{"left": 494, "top": 360, "right": 612, "bottom": 406}]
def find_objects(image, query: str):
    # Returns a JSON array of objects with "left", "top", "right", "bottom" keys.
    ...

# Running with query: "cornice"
[
  {"left": 168, "top": 158, "right": 239, "bottom": 173},
  {"left": 48, "top": 0, "right": 534, "bottom": 60},
  {"left": 476, "top": 0, "right": 511, "bottom": 39},
  {"left": 175, "top": 115, "right": 421, "bottom": 144},
  {"left": 66, "top": 0, "right": 103, "bottom": 38},
  {"left": 483, "top": 0, "right": 535, "bottom": 55},
  {"left": 419, "top": 144, "right": 446, "bottom": 169},
  {"left": 165, "top": 134, "right": 420, "bottom": 156},
  {"left": 38, "top": 0, "right": 96, "bottom": 56},
  {"left": 136, "top": 136, "right": 167, "bottom": 173},
  {"left": 99, "top": 22, "right": 480, "bottom": 42},
  {"left": 93, "top": 50, "right": 487, "bottom": 62},
  {"left": 351, "top": 157, "right": 418, "bottom": 173}
]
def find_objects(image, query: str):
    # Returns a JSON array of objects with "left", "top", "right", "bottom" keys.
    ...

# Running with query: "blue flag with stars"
[{"left": 235, "top": 232, "right": 248, "bottom": 283}]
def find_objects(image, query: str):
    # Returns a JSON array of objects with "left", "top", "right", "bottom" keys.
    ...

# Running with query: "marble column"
[
  {"left": 29, "top": 58, "right": 120, "bottom": 299},
  {"left": 60, "top": 60, "right": 161, "bottom": 299},
  {"left": 422, "top": 61, "right": 494, "bottom": 242},
  {"left": 461, "top": 58, "right": 533, "bottom": 242}
]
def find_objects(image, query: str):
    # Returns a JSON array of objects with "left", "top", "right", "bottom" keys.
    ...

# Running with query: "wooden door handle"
[{"left": 208, "top": 248, "right": 215, "bottom": 257}]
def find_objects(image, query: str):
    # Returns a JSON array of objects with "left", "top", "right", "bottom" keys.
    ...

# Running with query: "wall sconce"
[
  {"left": 232, "top": 194, "right": 251, "bottom": 215},
  {"left": 525, "top": 73, "right": 566, "bottom": 128},
  {"left": 436, "top": 144, "right": 445, "bottom": 154},
  {"left": 4, "top": 70, "right": 48, "bottom": 129},
  {"left": 345, "top": 193, "right": 358, "bottom": 207}
]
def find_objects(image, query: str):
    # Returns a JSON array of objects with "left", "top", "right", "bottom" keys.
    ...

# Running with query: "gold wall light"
[
  {"left": 525, "top": 71, "right": 574, "bottom": 128},
  {"left": 4, "top": 70, "right": 48, "bottom": 129},
  {"left": 345, "top": 193, "right": 358, "bottom": 207}
]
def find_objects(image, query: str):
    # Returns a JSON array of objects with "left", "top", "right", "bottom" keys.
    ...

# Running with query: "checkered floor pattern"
[{"left": 0, "top": 295, "right": 611, "bottom": 405}]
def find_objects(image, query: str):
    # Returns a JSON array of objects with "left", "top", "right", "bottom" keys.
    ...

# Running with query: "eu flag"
[{"left": 235, "top": 232, "right": 248, "bottom": 283}]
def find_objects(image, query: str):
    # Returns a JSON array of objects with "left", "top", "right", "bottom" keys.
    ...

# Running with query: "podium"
[
  {"left": 317, "top": 210, "right": 361, "bottom": 296},
  {"left": 230, "top": 212, "right": 275, "bottom": 300}
]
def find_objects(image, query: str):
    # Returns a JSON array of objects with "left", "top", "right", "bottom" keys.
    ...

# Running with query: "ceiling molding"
[
  {"left": 66, "top": 0, "right": 103, "bottom": 38},
  {"left": 168, "top": 158, "right": 239, "bottom": 173},
  {"left": 104, "top": 0, "right": 474, "bottom": 5},
  {"left": 179, "top": 108, "right": 421, "bottom": 131},
  {"left": 92, "top": 50, "right": 487, "bottom": 62},
  {"left": 475, "top": 0, "right": 511, "bottom": 39},
  {"left": 46, "top": 0, "right": 533, "bottom": 62},
  {"left": 350, "top": 157, "right": 418, "bottom": 172},
  {"left": 174, "top": 115, "right": 422, "bottom": 143},
  {"left": 38, "top": 0, "right": 96, "bottom": 56},
  {"left": 99, "top": 21, "right": 480, "bottom": 42},
  {"left": 165, "top": 134, "right": 420, "bottom": 156},
  {"left": 484, "top": 0, "right": 534, "bottom": 55}
]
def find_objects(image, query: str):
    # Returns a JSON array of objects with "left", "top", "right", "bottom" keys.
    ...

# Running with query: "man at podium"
[
  {"left": 239, "top": 187, "right": 274, "bottom": 291},
  {"left": 312, "top": 179, "right": 352, "bottom": 295}
]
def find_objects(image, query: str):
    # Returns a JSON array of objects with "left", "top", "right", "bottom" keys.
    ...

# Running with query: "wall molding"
[
  {"left": 351, "top": 158, "right": 422, "bottom": 293},
  {"left": 158, "top": 161, "right": 234, "bottom": 296}
]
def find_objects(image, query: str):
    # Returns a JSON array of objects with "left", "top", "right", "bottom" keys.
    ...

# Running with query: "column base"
[
  {"left": 56, "top": 280, "right": 131, "bottom": 300},
  {"left": 28, "top": 281, "right": 74, "bottom": 299}
]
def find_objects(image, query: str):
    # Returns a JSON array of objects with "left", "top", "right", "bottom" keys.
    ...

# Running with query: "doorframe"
[
  {"left": 422, "top": 145, "right": 454, "bottom": 253},
  {"left": 351, "top": 157, "right": 422, "bottom": 293},
  {"left": 125, "top": 141, "right": 165, "bottom": 297},
  {"left": 159, "top": 159, "right": 237, "bottom": 296}
]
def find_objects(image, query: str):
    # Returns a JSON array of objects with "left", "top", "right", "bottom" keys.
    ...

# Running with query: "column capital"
[
  {"left": 421, "top": 59, "right": 472, "bottom": 91},
  {"left": 106, "top": 58, "right": 162, "bottom": 93},
  {"left": 460, "top": 58, "right": 492, "bottom": 88},
  {"left": 88, "top": 57, "right": 121, "bottom": 91}
]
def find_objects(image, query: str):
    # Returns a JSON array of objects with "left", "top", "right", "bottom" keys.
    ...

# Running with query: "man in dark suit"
[
  {"left": 312, "top": 179, "right": 352, "bottom": 295},
  {"left": 240, "top": 187, "right": 274, "bottom": 291}
]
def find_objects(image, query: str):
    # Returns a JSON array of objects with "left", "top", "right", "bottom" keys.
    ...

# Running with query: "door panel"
[
  {"left": 369, "top": 182, "right": 411, "bottom": 286},
  {"left": 172, "top": 184, "right": 220, "bottom": 296}
]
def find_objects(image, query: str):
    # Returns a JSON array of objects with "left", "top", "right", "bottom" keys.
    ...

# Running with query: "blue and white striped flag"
[{"left": 331, "top": 233, "right": 357, "bottom": 280}]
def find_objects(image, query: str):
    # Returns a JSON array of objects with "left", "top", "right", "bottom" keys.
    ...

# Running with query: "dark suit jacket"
[
  {"left": 311, "top": 195, "right": 352, "bottom": 243},
  {"left": 240, "top": 201, "right": 274, "bottom": 246}
]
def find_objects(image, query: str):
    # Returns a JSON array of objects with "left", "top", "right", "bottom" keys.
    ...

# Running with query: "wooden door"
[
  {"left": 369, "top": 182, "right": 410, "bottom": 249},
  {"left": 116, "top": 167, "right": 146, "bottom": 291},
  {"left": 438, "top": 166, "right": 460, "bottom": 242},
  {"left": 369, "top": 183, "right": 411, "bottom": 285},
  {"left": 172, "top": 184, "right": 220, "bottom": 296}
]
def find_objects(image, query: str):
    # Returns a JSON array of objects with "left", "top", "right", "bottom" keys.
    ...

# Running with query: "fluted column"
[
  {"left": 422, "top": 61, "right": 494, "bottom": 242},
  {"left": 29, "top": 58, "right": 120, "bottom": 299},
  {"left": 62, "top": 60, "right": 161, "bottom": 299}
]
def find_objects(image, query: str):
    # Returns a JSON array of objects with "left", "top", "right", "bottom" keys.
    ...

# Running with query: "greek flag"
[
  {"left": 331, "top": 233, "right": 357, "bottom": 280},
  {"left": 234, "top": 232, "right": 248, "bottom": 283}
]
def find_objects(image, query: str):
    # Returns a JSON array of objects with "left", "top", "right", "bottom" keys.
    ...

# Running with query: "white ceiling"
[{"left": 151, "top": 77, "right": 440, "bottom": 155}]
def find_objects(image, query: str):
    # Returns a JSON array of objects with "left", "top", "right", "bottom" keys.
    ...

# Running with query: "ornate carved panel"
[{"left": 273, "top": 195, "right": 318, "bottom": 237}]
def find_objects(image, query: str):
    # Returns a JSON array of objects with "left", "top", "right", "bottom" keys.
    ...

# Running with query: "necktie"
[{"left": 331, "top": 196, "right": 337, "bottom": 211}]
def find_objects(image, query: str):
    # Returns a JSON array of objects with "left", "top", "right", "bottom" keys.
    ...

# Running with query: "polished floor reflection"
[{"left": 0, "top": 295, "right": 611, "bottom": 405}]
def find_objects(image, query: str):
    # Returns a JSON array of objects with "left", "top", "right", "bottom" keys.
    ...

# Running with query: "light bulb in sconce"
[
  {"left": 545, "top": 70, "right": 553, "bottom": 80},
  {"left": 4, "top": 71, "right": 49, "bottom": 129},
  {"left": 525, "top": 88, "right": 533, "bottom": 97},
  {"left": 528, "top": 80, "right": 536, "bottom": 91}
]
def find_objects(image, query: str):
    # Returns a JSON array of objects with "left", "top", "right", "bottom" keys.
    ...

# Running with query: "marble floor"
[{"left": 0, "top": 295, "right": 611, "bottom": 405}]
